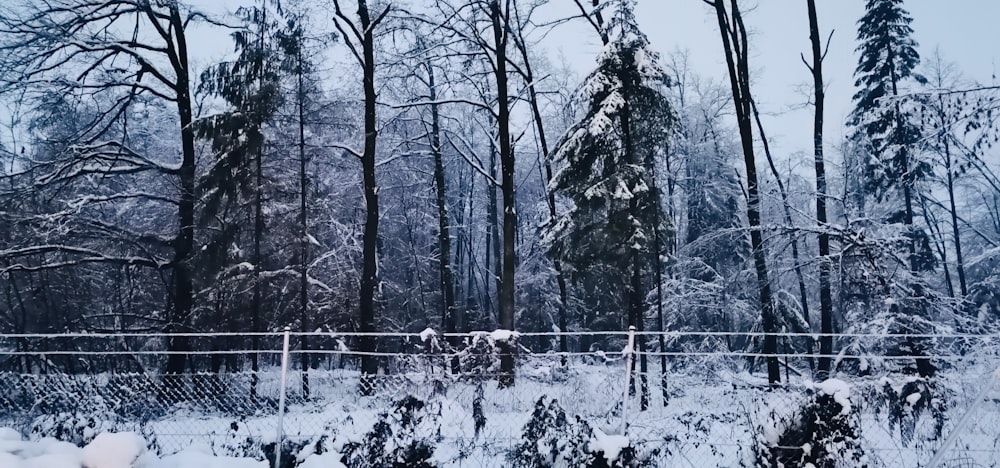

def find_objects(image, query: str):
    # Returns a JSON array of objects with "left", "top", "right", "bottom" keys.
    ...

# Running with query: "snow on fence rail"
[{"left": 0, "top": 330, "right": 998, "bottom": 467}]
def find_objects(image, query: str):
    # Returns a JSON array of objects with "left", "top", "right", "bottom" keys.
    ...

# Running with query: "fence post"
[
  {"left": 926, "top": 366, "right": 1000, "bottom": 468},
  {"left": 275, "top": 327, "right": 291, "bottom": 468},
  {"left": 621, "top": 325, "right": 636, "bottom": 435}
]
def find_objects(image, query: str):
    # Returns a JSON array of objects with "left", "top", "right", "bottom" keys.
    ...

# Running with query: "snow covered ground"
[
  {"left": 2, "top": 353, "right": 999, "bottom": 467},
  {"left": 0, "top": 430, "right": 273, "bottom": 468}
]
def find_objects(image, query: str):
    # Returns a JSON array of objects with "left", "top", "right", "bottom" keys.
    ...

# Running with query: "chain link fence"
[{"left": 0, "top": 330, "right": 998, "bottom": 467}]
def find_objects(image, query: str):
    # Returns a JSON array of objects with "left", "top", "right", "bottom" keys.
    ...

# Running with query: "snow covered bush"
[
  {"left": 509, "top": 396, "right": 648, "bottom": 467},
  {"left": 455, "top": 331, "right": 519, "bottom": 379},
  {"left": 753, "top": 380, "right": 865, "bottom": 468},
  {"left": 214, "top": 420, "right": 269, "bottom": 460},
  {"left": 510, "top": 396, "right": 591, "bottom": 467},
  {"left": 873, "top": 376, "right": 946, "bottom": 446},
  {"left": 340, "top": 395, "right": 440, "bottom": 468},
  {"left": 287, "top": 434, "right": 338, "bottom": 468},
  {"left": 28, "top": 410, "right": 145, "bottom": 448}
]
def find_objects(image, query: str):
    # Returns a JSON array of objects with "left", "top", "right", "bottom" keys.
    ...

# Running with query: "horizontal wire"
[
  {"left": 1, "top": 331, "right": 999, "bottom": 339},
  {"left": 0, "top": 349, "right": 993, "bottom": 363}
]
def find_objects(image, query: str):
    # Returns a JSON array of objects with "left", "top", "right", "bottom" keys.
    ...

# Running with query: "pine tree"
[
  {"left": 847, "top": 0, "right": 937, "bottom": 378},
  {"left": 849, "top": 0, "right": 928, "bottom": 229},
  {"left": 544, "top": 0, "right": 672, "bottom": 365},
  {"left": 195, "top": 1, "right": 284, "bottom": 392}
]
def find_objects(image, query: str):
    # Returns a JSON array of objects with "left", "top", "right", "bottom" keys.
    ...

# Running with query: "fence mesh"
[{"left": 0, "top": 331, "right": 998, "bottom": 467}]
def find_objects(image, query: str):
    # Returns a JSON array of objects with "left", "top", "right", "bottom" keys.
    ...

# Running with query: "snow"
[
  {"left": 24, "top": 453, "right": 82, "bottom": 468},
  {"left": 296, "top": 452, "right": 346, "bottom": 468},
  {"left": 490, "top": 329, "right": 518, "bottom": 342},
  {"left": 157, "top": 450, "right": 267, "bottom": 468},
  {"left": 0, "top": 432, "right": 266, "bottom": 468},
  {"left": 419, "top": 327, "right": 436, "bottom": 343},
  {"left": 3, "top": 356, "right": 998, "bottom": 467},
  {"left": 81, "top": 433, "right": 146, "bottom": 468},
  {"left": 589, "top": 428, "right": 630, "bottom": 464},
  {"left": 1, "top": 438, "right": 79, "bottom": 460},
  {"left": 613, "top": 179, "right": 633, "bottom": 200},
  {"left": 0, "top": 452, "right": 20, "bottom": 468},
  {"left": 762, "top": 420, "right": 784, "bottom": 446},
  {"left": 814, "top": 378, "right": 852, "bottom": 415}
]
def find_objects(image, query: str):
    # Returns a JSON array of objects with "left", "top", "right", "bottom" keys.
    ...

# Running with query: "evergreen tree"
[
  {"left": 544, "top": 0, "right": 672, "bottom": 341},
  {"left": 194, "top": 1, "right": 284, "bottom": 388},
  {"left": 847, "top": 0, "right": 937, "bottom": 378},
  {"left": 849, "top": 0, "right": 928, "bottom": 229}
]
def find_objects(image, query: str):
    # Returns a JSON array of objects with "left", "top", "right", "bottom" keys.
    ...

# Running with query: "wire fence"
[{"left": 0, "top": 329, "right": 998, "bottom": 467}]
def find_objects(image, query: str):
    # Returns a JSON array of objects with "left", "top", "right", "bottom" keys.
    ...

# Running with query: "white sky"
[{"left": 546, "top": 0, "right": 1000, "bottom": 167}]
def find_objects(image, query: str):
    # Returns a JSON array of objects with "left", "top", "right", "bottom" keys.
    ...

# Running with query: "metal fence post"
[
  {"left": 275, "top": 327, "right": 291, "bottom": 468},
  {"left": 621, "top": 325, "right": 636, "bottom": 435}
]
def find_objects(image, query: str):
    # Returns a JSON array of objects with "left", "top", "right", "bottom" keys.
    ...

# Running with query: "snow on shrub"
[
  {"left": 873, "top": 375, "right": 946, "bottom": 447},
  {"left": 290, "top": 434, "right": 341, "bottom": 468},
  {"left": 28, "top": 410, "right": 146, "bottom": 449},
  {"left": 340, "top": 395, "right": 440, "bottom": 468},
  {"left": 455, "top": 331, "right": 520, "bottom": 379},
  {"left": 509, "top": 396, "right": 649, "bottom": 467},
  {"left": 753, "top": 379, "right": 865, "bottom": 468}
]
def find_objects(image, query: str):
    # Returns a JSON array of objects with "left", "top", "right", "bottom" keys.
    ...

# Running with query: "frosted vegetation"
[{"left": 0, "top": 0, "right": 999, "bottom": 466}]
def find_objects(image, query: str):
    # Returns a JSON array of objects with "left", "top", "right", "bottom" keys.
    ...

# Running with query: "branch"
[
  {"left": 321, "top": 142, "right": 363, "bottom": 160},
  {"left": 821, "top": 29, "right": 834, "bottom": 61},
  {"left": 388, "top": 97, "right": 493, "bottom": 112}
]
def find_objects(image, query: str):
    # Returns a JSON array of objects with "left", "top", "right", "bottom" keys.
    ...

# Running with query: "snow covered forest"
[{"left": 0, "top": 0, "right": 999, "bottom": 466}]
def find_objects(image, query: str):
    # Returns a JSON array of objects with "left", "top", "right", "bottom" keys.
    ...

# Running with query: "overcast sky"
[
  {"left": 6, "top": 0, "right": 998, "bottom": 169},
  {"left": 546, "top": 0, "right": 1000, "bottom": 171}
]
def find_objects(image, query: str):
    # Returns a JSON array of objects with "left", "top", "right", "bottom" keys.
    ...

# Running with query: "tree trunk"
[
  {"left": 651, "top": 152, "right": 670, "bottom": 406},
  {"left": 296, "top": 41, "right": 311, "bottom": 399},
  {"left": 886, "top": 46, "right": 918, "bottom": 266},
  {"left": 712, "top": 0, "right": 780, "bottom": 384},
  {"left": 357, "top": 0, "right": 380, "bottom": 396},
  {"left": 615, "top": 63, "right": 649, "bottom": 407},
  {"left": 806, "top": 0, "right": 835, "bottom": 378},
  {"left": 487, "top": 139, "right": 501, "bottom": 321},
  {"left": 165, "top": 3, "right": 195, "bottom": 379},
  {"left": 490, "top": 0, "right": 516, "bottom": 388},
  {"left": 465, "top": 169, "right": 478, "bottom": 327},
  {"left": 941, "top": 117, "right": 967, "bottom": 297},
  {"left": 750, "top": 98, "right": 814, "bottom": 371},
  {"left": 425, "top": 61, "right": 458, "bottom": 373}
]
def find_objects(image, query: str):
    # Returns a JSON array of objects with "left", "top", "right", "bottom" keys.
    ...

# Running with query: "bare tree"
[
  {"left": 804, "top": 0, "right": 836, "bottom": 377},
  {"left": 706, "top": 0, "right": 780, "bottom": 384},
  {"left": 332, "top": 0, "right": 391, "bottom": 395},
  {"left": 509, "top": 0, "right": 570, "bottom": 362},
  {"left": 420, "top": 0, "right": 519, "bottom": 386},
  {"left": 489, "top": 0, "right": 518, "bottom": 388},
  {"left": 0, "top": 0, "right": 213, "bottom": 374}
]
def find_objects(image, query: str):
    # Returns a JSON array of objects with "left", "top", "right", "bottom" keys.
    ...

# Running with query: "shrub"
[
  {"left": 341, "top": 395, "right": 439, "bottom": 468},
  {"left": 510, "top": 396, "right": 648, "bottom": 467},
  {"left": 754, "top": 380, "right": 865, "bottom": 468},
  {"left": 874, "top": 376, "right": 946, "bottom": 447}
]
